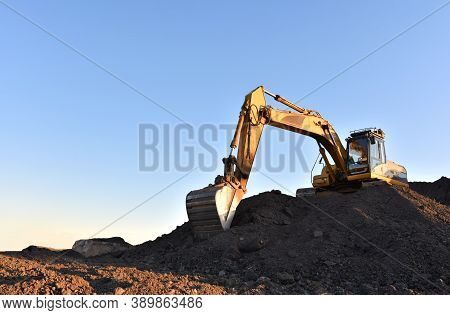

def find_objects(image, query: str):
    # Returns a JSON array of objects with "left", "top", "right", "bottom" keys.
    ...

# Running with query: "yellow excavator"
[{"left": 186, "top": 86, "right": 408, "bottom": 238}]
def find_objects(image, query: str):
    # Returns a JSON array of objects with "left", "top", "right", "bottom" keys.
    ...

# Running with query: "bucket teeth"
[{"left": 186, "top": 185, "right": 242, "bottom": 239}]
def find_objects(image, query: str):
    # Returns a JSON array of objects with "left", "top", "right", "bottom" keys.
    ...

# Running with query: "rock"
[
  {"left": 114, "top": 287, "right": 125, "bottom": 295},
  {"left": 276, "top": 272, "right": 295, "bottom": 284},
  {"left": 287, "top": 250, "right": 298, "bottom": 258},
  {"left": 313, "top": 230, "right": 323, "bottom": 238},
  {"left": 238, "top": 236, "right": 265, "bottom": 253},
  {"left": 225, "top": 278, "right": 236, "bottom": 287},
  {"left": 257, "top": 276, "right": 271, "bottom": 284},
  {"left": 396, "top": 282, "right": 407, "bottom": 290},
  {"left": 360, "top": 283, "right": 375, "bottom": 294},
  {"left": 324, "top": 260, "right": 336, "bottom": 266},
  {"left": 222, "top": 247, "right": 241, "bottom": 260},
  {"left": 72, "top": 237, "right": 132, "bottom": 258},
  {"left": 244, "top": 270, "right": 258, "bottom": 281},
  {"left": 386, "top": 285, "right": 397, "bottom": 293},
  {"left": 218, "top": 270, "right": 226, "bottom": 277}
]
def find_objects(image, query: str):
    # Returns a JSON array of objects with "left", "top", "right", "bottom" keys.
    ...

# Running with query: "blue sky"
[{"left": 1, "top": 1, "right": 449, "bottom": 250}]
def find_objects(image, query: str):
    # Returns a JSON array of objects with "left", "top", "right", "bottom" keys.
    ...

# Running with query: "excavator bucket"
[{"left": 186, "top": 184, "right": 244, "bottom": 239}]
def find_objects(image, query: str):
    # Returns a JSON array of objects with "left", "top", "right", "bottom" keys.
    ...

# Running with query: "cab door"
[{"left": 369, "top": 137, "right": 386, "bottom": 170}]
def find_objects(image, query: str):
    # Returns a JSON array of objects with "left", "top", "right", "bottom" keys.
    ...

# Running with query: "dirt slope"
[
  {"left": 1, "top": 184, "right": 449, "bottom": 295},
  {"left": 121, "top": 185, "right": 449, "bottom": 294},
  {"left": 409, "top": 177, "right": 450, "bottom": 206}
]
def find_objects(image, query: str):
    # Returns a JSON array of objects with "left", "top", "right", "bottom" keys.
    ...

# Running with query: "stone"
[
  {"left": 114, "top": 287, "right": 125, "bottom": 295},
  {"left": 313, "top": 230, "right": 323, "bottom": 238},
  {"left": 360, "top": 283, "right": 375, "bottom": 294},
  {"left": 396, "top": 282, "right": 407, "bottom": 290},
  {"left": 244, "top": 270, "right": 258, "bottom": 281},
  {"left": 387, "top": 285, "right": 397, "bottom": 292},
  {"left": 72, "top": 237, "right": 132, "bottom": 258},
  {"left": 276, "top": 272, "right": 295, "bottom": 284},
  {"left": 224, "top": 275, "right": 238, "bottom": 287},
  {"left": 218, "top": 270, "right": 226, "bottom": 277},
  {"left": 287, "top": 250, "right": 298, "bottom": 258},
  {"left": 222, "top": 247, "right": 241, "bottom": 260},
  {"left": 238, "top": 236, "right": 265, "bottom": 253},
  {"left": 257, "top": 276, "right": 271, "bottom": 284}
]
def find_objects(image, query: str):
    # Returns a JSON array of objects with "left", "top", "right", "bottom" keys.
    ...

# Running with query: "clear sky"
[{"left": 1, "top": 1, "right": 449, "bottom": 251}]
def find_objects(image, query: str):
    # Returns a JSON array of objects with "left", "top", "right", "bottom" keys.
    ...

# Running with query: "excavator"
[{"left": 186, "top": 86, "right": 408, "bottom": 239}]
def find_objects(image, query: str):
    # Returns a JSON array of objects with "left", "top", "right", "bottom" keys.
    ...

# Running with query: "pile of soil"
[
  {"left": 1, "top": 182, "right": 449, "bottom": 295},
  {"left": 410, "top": 177, "right": 450, "bottom": 206},
  {"left": 120, "top": 185, "right": 449, "bottom": 294}
]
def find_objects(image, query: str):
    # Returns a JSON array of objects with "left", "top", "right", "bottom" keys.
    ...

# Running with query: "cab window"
[
  {"left": 347, "top": 138, "right": 369, "bottom": 173},
  {"left": 370, "top": 138, "right": 385, "bottom": 169}
]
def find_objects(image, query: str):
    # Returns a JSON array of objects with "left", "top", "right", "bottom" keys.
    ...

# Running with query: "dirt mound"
[
  {"left": 120, "top": 185, "right": 449, "bottom": 294},
  {"left": 1, "top": 184, "right": 448, "bottom": 295},
  {"left": 21, "top": 246, "right": 83, "bottom": 260},
  {"left": 410, "top": 177, "right": 450, "bottom": 206}
]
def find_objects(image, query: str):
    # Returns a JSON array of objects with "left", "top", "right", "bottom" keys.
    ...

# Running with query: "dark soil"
[
  {"left": 410, "top": 177, "right": 450, "bottom": 206},
  {"left": 1, "top": 182, "right": 449, "bottom": 295}
]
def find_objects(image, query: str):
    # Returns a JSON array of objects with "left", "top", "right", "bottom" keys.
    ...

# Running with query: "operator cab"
[
  {"left": 345, "top": 128, "right": 408, "bottom": 185},
  {"left": 346, "top": 128, "right": 385, "bottom": 175}
]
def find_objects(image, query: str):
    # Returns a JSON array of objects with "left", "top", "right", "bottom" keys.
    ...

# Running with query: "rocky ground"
[{"left": 1, "top": 178, "right": 449, "bottom": 295}]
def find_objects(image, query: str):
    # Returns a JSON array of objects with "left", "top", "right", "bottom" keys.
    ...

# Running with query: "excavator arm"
[
  {"left": 228, "top": 86, "right": 348, "bottom": 192},
  {"left": 186, "top": 86, "right": 349, "bottom": 238}
]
